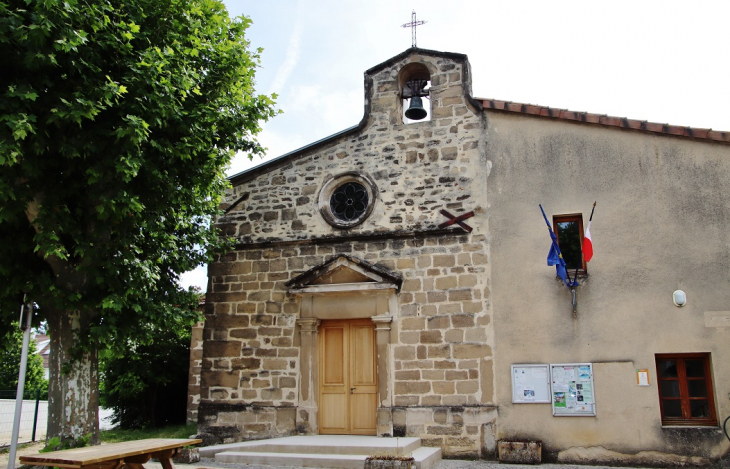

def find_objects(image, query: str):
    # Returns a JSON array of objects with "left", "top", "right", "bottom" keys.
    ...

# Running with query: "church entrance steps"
[{"left": 199, "top": 435, "right": 442, "bottom": 469}]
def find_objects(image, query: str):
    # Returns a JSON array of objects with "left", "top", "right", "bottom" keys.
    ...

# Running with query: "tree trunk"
[{"left": 47, "top": 309, "right": 100, "bottom": 445}]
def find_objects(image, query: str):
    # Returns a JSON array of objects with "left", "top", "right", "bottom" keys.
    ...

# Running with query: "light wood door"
[{"left": 319, "top": 319, "right": 377, "bottom": 435}]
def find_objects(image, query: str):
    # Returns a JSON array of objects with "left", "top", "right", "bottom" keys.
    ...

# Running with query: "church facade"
[{"left": 196, "top": 48, "right": 730, "bottom": 464}]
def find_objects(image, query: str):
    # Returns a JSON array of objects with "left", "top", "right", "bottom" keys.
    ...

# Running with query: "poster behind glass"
[{"left": 550, "top": 363, "right": 596, "bottom": 416}]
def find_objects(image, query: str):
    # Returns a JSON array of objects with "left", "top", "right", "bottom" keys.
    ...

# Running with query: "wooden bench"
[{"left": 19, "top": 438, "right": 202, "bottom": 469}]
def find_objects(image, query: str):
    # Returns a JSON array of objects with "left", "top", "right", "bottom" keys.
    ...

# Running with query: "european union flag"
[
  {"left": 540, "top": 204, "right": 571, "bottom": 288},
  {"left": 546, "top": 237, "right": 568, "bottom": 285}
]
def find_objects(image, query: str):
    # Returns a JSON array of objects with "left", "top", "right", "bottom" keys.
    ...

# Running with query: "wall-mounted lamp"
[{"left": 673, "top": 290, "right": 687, "bottom": 307}]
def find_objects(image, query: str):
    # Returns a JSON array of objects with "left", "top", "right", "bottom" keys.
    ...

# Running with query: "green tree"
[
  {"left": 100, "top": 323, "right": 192, "bottom": 429},
  {"left": 0, "top": 324, "right": 49, "bottom": 398},
  {"left": 0, "top": 0, "right": 276, "bottom": 444}
]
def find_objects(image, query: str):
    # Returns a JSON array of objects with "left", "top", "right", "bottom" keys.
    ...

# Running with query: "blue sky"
[{"left": 180, "top": 0, "right": 730, "bottom": 291}]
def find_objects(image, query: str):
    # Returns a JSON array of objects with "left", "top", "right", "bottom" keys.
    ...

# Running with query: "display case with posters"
[
  {"left": 511, "top": 364, "right": 551, "bottom": 403},
  {"left": 550, "top": 363, "right": 596, "bottom": 416}
]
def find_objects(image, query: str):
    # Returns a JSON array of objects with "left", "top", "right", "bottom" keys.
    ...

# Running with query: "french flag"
[{"left": 583, "top": 221, "right": 593, "bottom": 263}]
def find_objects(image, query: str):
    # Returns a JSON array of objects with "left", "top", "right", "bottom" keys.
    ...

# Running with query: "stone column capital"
[
  {"left": 297, "top": 317, "right": 321, "bottom": 333},
  {"left": 371, "top": 314, "right": 393, "bottom": 331}
]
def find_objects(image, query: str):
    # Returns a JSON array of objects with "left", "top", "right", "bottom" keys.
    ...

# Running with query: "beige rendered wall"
[{"left": 486, "top": 111, "right": 730, "bottom": 463}]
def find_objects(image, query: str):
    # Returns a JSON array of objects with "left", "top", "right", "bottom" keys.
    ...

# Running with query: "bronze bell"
[{"left": 405, "top": 96, "right": 428, "bottom": 120}]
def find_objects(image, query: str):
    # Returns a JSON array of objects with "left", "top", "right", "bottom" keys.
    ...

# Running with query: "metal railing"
[{"left": 0, "top": 389, "right": 47, "bottom": 448}]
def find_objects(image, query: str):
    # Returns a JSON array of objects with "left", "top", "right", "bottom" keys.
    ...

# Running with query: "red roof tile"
[{"left": 480, "top": 99, "right": 730, "bottom": 144}]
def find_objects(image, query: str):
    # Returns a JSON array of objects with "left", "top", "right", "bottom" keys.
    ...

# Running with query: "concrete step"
[
  {"left": 202, "top": 435, "right": 422, "bottom": 456},
  {"left": 201, "top": 435, "right": 442, "bottom": 469},
  {"left": 216, "top": 451, "right": 366, "bottom": 469}
]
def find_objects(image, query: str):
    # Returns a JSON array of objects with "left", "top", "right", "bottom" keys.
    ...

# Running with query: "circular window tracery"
[
  {"left": 330, "top": 182, "right": 369, "bottom": 222},
  {"left": 318, "top": 172, "right": 377, "bottom": 229}
]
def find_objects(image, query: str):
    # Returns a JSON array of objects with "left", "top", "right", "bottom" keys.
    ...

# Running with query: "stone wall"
[
  {"left": 186, "top": 320, "right": 204, "bottom": 424},
  {"left": 200, "top": 231, "right": 495, "bottom": 456},
  {"left": 220, "top": 50, "right": 484, "bottom": 244},
  {"left": 198, "top": 49, "right": 496, "bottom": 457}
]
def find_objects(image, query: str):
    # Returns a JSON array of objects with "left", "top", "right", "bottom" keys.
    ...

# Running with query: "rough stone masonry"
[{"left": 196, "top": 49, "right": 497, "bottom": 458}]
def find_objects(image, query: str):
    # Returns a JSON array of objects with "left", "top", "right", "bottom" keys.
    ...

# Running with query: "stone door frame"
[
  {"left": 286, "top": 255, "right": 401, "bottom": 435},
  {"left": 293, "top": 289, "right": 396, "bottom": 435}
]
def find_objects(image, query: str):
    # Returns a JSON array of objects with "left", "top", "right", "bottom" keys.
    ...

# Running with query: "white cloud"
[
  {"left": 287, "top": 84, "right": 362, "bottom": 130},
  {"left": 179, "top": 265, "right": 208, "bottom": 292},
  {"left": 267, "top": 0, "right": 305, "bottom": 96}
]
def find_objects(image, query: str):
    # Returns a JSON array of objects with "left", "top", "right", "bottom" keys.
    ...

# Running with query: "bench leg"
[
  {"left": 151, "top": 448, "right": 177, "bottom": 469},
  {"left": 123, "top": 453, "right": 152, "bottom": 469},
  {"left": 123, "top": 463, "right": 146, "bottom": 469}
]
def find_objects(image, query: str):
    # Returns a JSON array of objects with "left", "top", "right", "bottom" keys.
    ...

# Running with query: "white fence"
[
  {"left": 0, "top": 399, "right": 48, "bottom": 447},
  {"left": 0, "top": 400, "right": 114, "bottom": 447}
]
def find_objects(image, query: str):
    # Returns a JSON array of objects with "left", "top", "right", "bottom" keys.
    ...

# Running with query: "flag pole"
[
  {"left": 539, "top": 204, "right": 551, "bottom": 227},
  {"left": 539, "top": 205, "right": 570, "bottom": 289},
  {"left": 572, "top": 288, "right": 577, "bottom": 318},
  {"left": 573, "top": 202, "right": 595, "bottom": 285},
  {"left": 572, "top": 201, "right": 597, "bottom": 318}
]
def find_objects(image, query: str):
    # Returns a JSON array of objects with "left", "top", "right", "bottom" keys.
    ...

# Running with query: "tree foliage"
[
  {"left": 0, "top": 324, "right": 49, "bottom": 398},
  {"left": 0, "top": 0, "right": 275, "bottom": 353},
  {"left": 100, "top": 322, "right": 192, "bottom": 429},
  {"left": 0, "top": 0, "right": 276, "bottom": 438}
]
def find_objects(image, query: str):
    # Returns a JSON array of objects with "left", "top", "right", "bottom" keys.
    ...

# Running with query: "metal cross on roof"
[{"left": 401, "top": 10, "right": 426, "bottom": 48}]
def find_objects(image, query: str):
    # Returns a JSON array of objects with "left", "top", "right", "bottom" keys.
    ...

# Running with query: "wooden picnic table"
[{"left": 19, "top": 438, "right": 202, "bottom": 469}]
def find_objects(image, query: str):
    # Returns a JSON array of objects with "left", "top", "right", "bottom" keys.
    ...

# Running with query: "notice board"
[
  {"left": 511, "top": 364, "right": 551, "bottom": 403},
  {"left": 550, "top": 363, "right": 596, "bottom": 416}
]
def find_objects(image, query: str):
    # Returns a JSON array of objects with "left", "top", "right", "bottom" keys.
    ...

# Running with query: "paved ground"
[
  {"left": 193, "top": 458, "right": 645, "bottom": 469},
  {"left": 1, "top": 442, "right": 651, "bottom": 469}
]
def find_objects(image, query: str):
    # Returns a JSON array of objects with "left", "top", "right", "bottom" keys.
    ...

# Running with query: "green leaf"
[{"left": 0, "top": 0, "right": 276, "bottom": 439}]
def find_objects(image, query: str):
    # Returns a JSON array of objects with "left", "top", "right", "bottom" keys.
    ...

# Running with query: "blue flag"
[
  {"left": 547, "top": 239, "right": 568, "bottom": 285},
  {"left": 540, "top": 204, "right": 571, "bottom": 288}
]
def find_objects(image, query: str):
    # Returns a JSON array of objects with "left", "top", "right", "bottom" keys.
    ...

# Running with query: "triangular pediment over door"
[{"left": 286, "top": 254, "right": 402, "bottom": 296}]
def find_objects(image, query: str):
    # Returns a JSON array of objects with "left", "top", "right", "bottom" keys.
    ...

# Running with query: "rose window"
[
  {"left": 318, "top": 172, "right": 377, "bottom": 229},
  {"left": 330, "top": 182, "right": 369, "bottom": 222}
]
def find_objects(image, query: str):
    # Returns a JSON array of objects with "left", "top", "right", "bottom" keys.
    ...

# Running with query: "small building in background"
[{"left": 34, "top": 333, "right": 50, "bottom": 380}]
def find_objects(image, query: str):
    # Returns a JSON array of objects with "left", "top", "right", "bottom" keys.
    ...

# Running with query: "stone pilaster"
[
  {"left": 372, "top": 314, "right": 393, "bottom": 436},
  {"left": 296, "top": 317, "right": 321, "bottom": 434}
]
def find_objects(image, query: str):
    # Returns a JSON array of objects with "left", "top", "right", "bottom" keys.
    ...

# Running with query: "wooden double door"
[{"left": 318, "top": 319, "right": 377, "bottom": 435}]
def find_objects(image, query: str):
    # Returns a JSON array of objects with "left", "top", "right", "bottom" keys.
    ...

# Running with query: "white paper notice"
[{"left": 553, "top": 382, "right": 569, "bottom": 392}]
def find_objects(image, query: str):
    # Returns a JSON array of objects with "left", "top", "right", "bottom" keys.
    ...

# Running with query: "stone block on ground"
[{"left": 497, "top": 440, "right": 541, "bottom": 464}]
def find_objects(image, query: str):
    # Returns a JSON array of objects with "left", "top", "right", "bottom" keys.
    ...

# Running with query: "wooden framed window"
[
  {"left": 655, "top": 353, "right": 717, "bottom": 426},
  {"left": 553, "top": 214, "right": 586, "bottom": 273}
]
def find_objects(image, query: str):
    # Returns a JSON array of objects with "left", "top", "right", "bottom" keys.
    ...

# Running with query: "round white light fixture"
[{"left": 672, "top": 290, "right": 687, "bottom": 307}]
